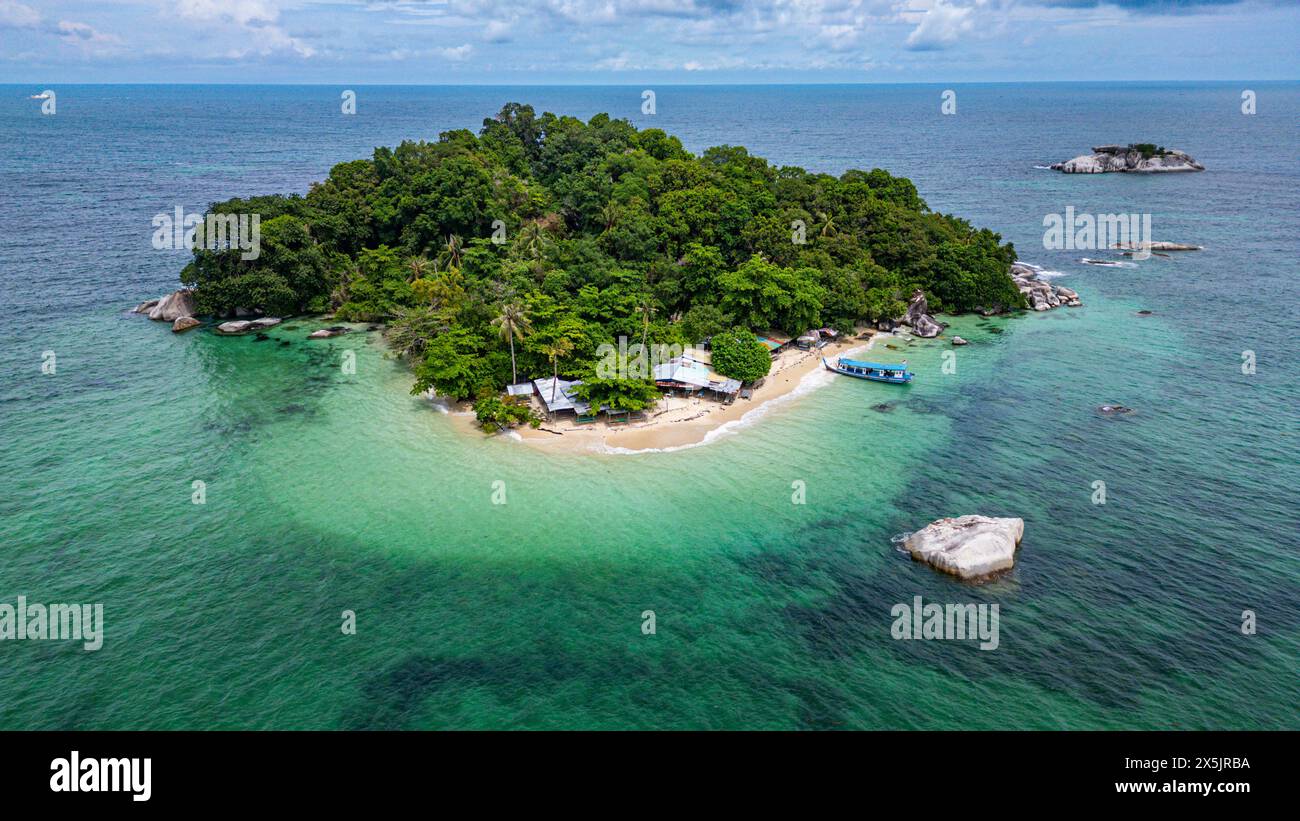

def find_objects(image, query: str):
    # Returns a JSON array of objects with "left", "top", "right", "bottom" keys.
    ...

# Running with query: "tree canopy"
[
  {"left": 180, "top": 103, "right": 1022, "bottom": 399},
  {"left": 710, "top": 328, "right": 773, "bottom": 383}
]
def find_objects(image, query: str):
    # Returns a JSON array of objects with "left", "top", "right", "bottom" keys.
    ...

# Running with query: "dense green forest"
[{"left": 181, "top": 103, "right": 1021, "bottom": 407}]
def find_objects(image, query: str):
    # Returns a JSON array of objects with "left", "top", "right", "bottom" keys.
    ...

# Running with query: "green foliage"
[
  {"left": 710, "top": 328, "right": 772, "bottom": 383},
  {"left": 679, "top": 303, "right": 732, "bottom": 344},
  {"left": 183, "top": 102, "right": 1022, "bottom": 394},
  {"left": 922, "top": 231, "right": 1023, "bottom": 313},
  {"left": 472, "top": 395, "right": 540, "bottom": 432},
  {"left": 1131, "top": 143, "right": 1168, "bottom": 159},
  {"left": 718, "top": 255, "right": 826, "bottom": 335},
  {"left": 571, "top": 376, "right": 661, "bottom": 412},
  {"left": 410, "top": 327, "right": 492, "bottom": 400}
]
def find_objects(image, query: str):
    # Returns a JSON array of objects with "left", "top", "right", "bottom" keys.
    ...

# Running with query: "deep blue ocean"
[{"left": 0, "top": 84, "right": 1296, "bottom": 729}]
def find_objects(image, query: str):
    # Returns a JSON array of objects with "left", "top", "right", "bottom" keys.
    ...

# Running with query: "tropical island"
[{"left": 152, "top": 104, "right": 1044, "bottom": 448}]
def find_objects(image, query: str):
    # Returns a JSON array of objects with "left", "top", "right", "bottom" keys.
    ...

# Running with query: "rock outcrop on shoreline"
[
  {"left": 132, "top": 288, "right": 196, "bottom": 322},
  {"left": 1012, "top": 262, "right": 1082, "bottom": 311},
  {"left": 902, "top": 515, "right": 1025, "bottom": 579},
  {"left": 1050, "top": 144, "right": 1204, "bottom": 174},
  {"left": 172, "top": 316, "right": 200, "bottom": 333},
  {"left": 900, "top": 289, "right": 945, "bottom": 338}
]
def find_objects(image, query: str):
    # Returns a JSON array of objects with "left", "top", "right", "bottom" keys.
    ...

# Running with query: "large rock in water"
[
  {"left": 1112, "top": 241, "right": 1201, "bottom": 252},
  {"left": 902, "top": 289, "right": 945, "bottom": 338},
  {"left": 171, "top": 316, "right": 200, "bottom": 333},
  {"left": 146, "top": 289, "right": 197, "bottom": 322},
  {"left": 1050, "top": 144, "right": 1203, "bottom": 174},
  {"left": 903, "top": 515, "right": 1025, "bottom": 579},
  {"left": 1010, "top": 261, "right": 1081, "bottom": 311}
]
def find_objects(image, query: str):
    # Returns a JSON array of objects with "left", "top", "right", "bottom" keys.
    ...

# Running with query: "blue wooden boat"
[{"left": 822, "top": 357, "right": 913, "bottom": 384}]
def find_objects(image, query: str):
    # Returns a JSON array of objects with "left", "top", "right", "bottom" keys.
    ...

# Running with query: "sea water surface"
[{"left": 0, "top": 84, "right": 1296, "bottom": 729}]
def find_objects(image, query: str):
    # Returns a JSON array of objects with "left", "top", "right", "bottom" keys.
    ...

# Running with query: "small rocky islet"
[{"left": 1049, "top": 143, "right": 1204, "bottom": 174}]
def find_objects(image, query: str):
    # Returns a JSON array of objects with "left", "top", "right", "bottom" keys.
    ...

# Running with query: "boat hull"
[{"left": 822, "top": 358, "right": 913, "bottom": 384}]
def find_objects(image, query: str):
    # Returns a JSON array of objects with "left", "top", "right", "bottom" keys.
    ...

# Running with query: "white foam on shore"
[
  {"left": 598, "top": 334, "right": 892, "bottom": 455},
  {"left": 1015, "top": 260, "right": 1068, "bottom": 279},
  {"left": 423, "top": 390, "right": 451, "bottom": 414}
]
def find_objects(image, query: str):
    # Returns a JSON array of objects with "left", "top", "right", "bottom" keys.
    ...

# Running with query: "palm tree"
[
  {"left": 438, "top": 235, "right": 463, "bottom": 272},
  {"left": 637, "top": 295, "right": 656, "bottom": 356},
  {"left": 492, "top": 302, "right": 531, "bottom": 385},
  {"left": 539, "top": 337, "right": 574, "bottom": 410},
  {"left": 515, "top": 219, "right": 547, "bottom": 260},
  {"left": 816, "top": 211, "right": 838, "bottom": 238},
  {"left": 406, "top": 255, "right": 431, "bottom": 282},
  {"left": 599, "top": 201, "right": 621, "bottom": 233}
]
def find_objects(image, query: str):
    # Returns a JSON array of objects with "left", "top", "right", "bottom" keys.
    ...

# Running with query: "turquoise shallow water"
[{"left": 0, "top": 84, "right": 1296, "bottom": 728}]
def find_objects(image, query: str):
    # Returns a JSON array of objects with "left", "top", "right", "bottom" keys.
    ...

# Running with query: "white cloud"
[
  {"left": 905, "top": 0, "right": 975, "bottom": 51},
  {"left": 438, "top": 43, "right": 474, "bottom": 60},
  {"left": 57, "top": 20, "right": 120, "bottom": 44},
  {"left": 175, "top": 0, "right": 315, "bottom": 57},
  {"left": 484, "top": 19, "right": 515, "bottom": 42},
  {"left": 0, "top": 0, "right": 40, "bottom": 29}
]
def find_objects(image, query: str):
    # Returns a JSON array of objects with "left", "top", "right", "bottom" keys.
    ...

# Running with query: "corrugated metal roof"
[
  {"left": 653, "top": 360, "right": 711, "bottom": 388},
  {"left": 532, "top": 377, "right": 584, "bottom": 412}
]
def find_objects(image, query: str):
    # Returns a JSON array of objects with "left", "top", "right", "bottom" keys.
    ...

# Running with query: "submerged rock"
[
  {"left": 171, "top": 316, "right": 200, "bottom": 333},
  {"left": 146, "top": 289, "right": 197, "bottom": 322},
  {"left": 1050, "top": 144, "right": 1204, "bottom": 174},
  {"left": 951, "top": 336, "right": 969, "bottom": 346},
  {"left": 902, "top": 515, "right": 1025, "bottom": 580},
  {"left": 308, "top": 326, "right": 350, "bottom": 339},
  {"left": 249, "top": 317, "right": 282, "bottom": 329},
  {"left": 1098, "top": 404, "right": 1135, "bottom": 415}
]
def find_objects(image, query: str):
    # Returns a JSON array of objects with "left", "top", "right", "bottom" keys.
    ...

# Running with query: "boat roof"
[{"left": 839, "top": 358, "right": 909, "bottom": 371}]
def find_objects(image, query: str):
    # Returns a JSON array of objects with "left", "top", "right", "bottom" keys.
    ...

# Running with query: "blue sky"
[{"left": 1, "top": 1, "right": 1296, "bottom": 84}]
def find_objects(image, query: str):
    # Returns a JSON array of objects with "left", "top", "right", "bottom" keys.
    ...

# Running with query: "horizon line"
[{"left": 3, "top": 79, "right": 1297, "bottom": 87}]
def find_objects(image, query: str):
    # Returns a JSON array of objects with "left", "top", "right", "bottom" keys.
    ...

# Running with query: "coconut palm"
[
  {"left": 492, "top": 302, "right": 531, "bottom": 385},
  {"left": 438, "top": 235, "right": 463, "bottom": 272},
  {"left": 599, "top": 201, "right": 621, "bottom": 233},
  {"left": 406, "top": 255, "right": 431, "bottom": 283},
  {"left": 514, "top": 219, "right": 547, "bottom": 260},
  {"left": 539, "top": 337, "right": 574, "bottom": 408},
  {"left": 637, "top": 294, "right": 656, "bottom": 355},
  {"left": 816, "top": 211, "right": 838, "bottom": 238}
]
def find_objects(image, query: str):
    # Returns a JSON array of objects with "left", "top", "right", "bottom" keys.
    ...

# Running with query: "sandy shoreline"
[{"left": 443, "top": 331, "right": 899, "bottom": 454}]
